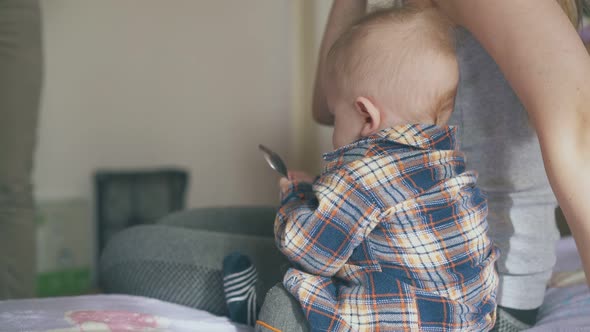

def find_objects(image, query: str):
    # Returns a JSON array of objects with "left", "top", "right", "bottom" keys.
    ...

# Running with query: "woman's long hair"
[
  {"left": 556, "top": 0, "right": 583, "bottom": 28},
  {"left": 525, "top": 0, "right": 589, "bottom": 52},
  {"left": 395, "top": 0, "right": 589, "bottom": 51}
]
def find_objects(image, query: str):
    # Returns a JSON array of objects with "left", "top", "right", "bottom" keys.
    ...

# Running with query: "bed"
[
  {"left": 528, "top": 236, "right": 590, "bottom": 331},
  {"left": 0, "top": 294, "right": 251, "bottom": 332},
  {"left": 0, "top": 236, "right": 587, "bottom": 332}
]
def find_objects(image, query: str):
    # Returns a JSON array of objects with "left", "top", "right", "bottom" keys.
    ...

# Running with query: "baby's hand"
[
  {"left": 279, "top": 171, "right": 315, "bottom": 196},
  {"left": 287, "top": 171, "right": 315, "bottom": 183}
]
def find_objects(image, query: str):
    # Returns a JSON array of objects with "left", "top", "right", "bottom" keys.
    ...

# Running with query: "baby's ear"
[
  {"left": 355, "top": 96, "right": 381, "bottom": 137},
  {"left": 435, "top": 108, "right": 452, "bottom": 126},
  {"left": 434, "top": 92, "right": 456, "bottom": 125}
]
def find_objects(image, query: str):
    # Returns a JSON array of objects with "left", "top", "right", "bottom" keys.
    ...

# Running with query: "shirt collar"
[{"left": 322, "top": 124, "right": 457, "bottom": 172}]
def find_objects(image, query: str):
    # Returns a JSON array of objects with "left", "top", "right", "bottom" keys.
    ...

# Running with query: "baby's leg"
[
  {"left": 223, "top": 252, "right": 259, "bottom": 326},
  {"left": 255, "top": 283, "right": 309, "bottom": 332}
]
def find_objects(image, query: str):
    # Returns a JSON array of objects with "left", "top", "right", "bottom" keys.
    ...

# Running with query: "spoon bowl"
[{"left": 258, "top": 144, "right": 288, "bottom": 177}]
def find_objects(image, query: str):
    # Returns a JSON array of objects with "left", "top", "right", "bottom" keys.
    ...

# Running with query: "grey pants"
[
  {"left": 255, "top": 283, "right": 309, "bottom": 332},
  {"left": 0, "top": 0, "right": 43, "bottom": 300}
]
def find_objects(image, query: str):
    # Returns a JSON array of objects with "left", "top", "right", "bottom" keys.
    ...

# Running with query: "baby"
[{"left": 274, "top": 7, "right": 499, "bottom": 331}]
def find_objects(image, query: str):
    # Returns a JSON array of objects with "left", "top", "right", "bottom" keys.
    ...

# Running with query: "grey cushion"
[
  {"left": 99, "top": 206, "right": 287, "bottom": 315},
  {"left": 158, "top": 206, "right": 276, "bottom": 238}
]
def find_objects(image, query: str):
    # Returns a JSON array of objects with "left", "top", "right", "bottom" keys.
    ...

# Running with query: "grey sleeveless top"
[{"left": 449, "top": 28, "right": 559, "bottom": 309}]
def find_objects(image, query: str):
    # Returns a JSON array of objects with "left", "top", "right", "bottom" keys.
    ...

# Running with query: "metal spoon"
[{"left": 258, "top": 144, "right": 288, "bottom": 177}]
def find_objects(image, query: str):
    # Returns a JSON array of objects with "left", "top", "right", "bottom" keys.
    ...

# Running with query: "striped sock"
[{"left": 222, "top": 252, "right": 258, "bottom": 326}]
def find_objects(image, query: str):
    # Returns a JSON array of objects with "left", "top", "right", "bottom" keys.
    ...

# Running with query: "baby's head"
[{"left": 325, "top": 7, "right": 458, "bottom": 148}]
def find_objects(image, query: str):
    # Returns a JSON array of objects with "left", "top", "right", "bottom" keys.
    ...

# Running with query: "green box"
[
  {"left": 37, "top": 268, "right": 91, "bottom": 297},
  {"left": 35, "top": 199, "right": 94, "bottom": 297}
]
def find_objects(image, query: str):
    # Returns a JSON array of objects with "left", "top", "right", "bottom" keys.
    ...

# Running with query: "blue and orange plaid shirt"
[{"left": 275, "top": 124, "right": 499, "bottom": 331}]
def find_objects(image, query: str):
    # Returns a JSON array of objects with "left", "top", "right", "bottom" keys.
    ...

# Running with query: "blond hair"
[
  {"left": 326, "top": 7, "right": 457, "bottom": 124},
  {"left": 556, "top": 0, "right": 590, "bottom": 53},
  {"left": 557, "top": 0, "right": 582, "bottom": 27}
]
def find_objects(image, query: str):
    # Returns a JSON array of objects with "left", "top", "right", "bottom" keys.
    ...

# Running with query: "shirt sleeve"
[{"left": 275, "top": 170, "right": 380, "bottom": 277}]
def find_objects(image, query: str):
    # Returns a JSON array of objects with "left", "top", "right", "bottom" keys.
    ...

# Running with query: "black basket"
[{"left": 94, "top": 168, "right": 188, "bottom": 253}]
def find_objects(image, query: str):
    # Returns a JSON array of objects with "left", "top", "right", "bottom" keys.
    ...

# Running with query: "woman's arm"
[
  {"left": 311, "top": 0, "right": 367, "bottom": 125},
  {"left": 434, "top": 0, "right": 590, "bottom": 284}
]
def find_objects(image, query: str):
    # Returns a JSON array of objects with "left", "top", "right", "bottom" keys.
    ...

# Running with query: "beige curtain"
[{"left": 288, "top": 1, "right": 332, "bottom": 175}]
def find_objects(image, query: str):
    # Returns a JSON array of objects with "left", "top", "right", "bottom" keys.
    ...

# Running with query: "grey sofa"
[{"left": 99, "top": 206, "right": 288, "bottom": 316}]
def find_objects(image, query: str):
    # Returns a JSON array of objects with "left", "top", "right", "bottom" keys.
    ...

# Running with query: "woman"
[{"left": 0, "top": 0, "right": 43, "bottom": 300}]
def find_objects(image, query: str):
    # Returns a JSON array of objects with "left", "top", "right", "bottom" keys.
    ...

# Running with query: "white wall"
[{"left": 35, "top": 0, "right": 294, "bottom": 207}]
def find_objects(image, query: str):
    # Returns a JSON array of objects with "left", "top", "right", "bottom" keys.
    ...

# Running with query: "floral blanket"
[{"left": 0, "top": 294, "right": 251, "bottom": 332}]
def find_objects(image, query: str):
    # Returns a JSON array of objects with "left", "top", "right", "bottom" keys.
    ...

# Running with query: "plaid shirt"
[{"left": 275, "top": 124, "right": 499, "bottom": 332}]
